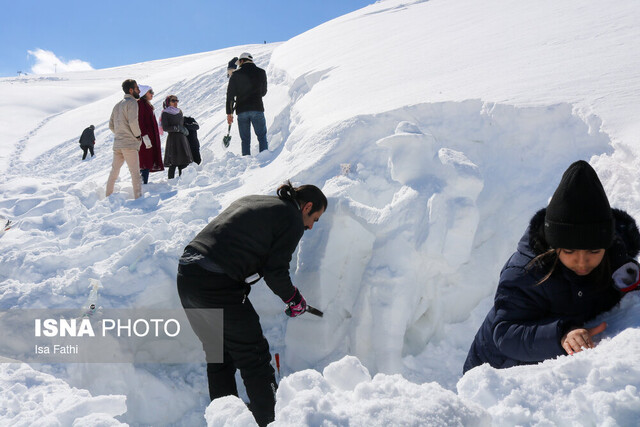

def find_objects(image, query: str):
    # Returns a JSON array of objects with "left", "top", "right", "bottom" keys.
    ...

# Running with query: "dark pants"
[
  {"left": 81, "top": 145, "right": 94, "bottom": 160},
  {"left": 177, "top": 263, "right": 276, "bottom": 427},
  {"left": 140, "top": 169, "right": 150, "bottom": 184},
  {"left": 168, "top": 165, "right": 185, "bottom": 179}
]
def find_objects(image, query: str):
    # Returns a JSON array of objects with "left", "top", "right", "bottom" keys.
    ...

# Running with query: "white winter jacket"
[{"left": 109, "top": 94, "right": 141, "bottom": 150}]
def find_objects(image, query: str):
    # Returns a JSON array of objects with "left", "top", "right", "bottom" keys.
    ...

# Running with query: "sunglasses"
[{"left": 170, "top": 99, "right": 179, "bottom": 103}]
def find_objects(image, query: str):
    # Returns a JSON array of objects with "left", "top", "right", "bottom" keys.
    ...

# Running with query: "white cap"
[
  {"left": 238, "top": 52, "right": 253, "bottom": 61},
  {"left": 139, "top": 85, "right": 152, "bottom": 97}
]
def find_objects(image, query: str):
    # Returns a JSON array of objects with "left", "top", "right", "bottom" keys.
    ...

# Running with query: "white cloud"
[{"left": 27, "top": 49, "right": 94, "bottom": 74}]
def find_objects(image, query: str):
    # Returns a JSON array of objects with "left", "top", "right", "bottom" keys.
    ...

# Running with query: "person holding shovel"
[
  {"left": 177, "top": 180, "right": 327, "bottom": 426},
  {"left": 225, "top": 52, "right": 268, "bottom": 156}
]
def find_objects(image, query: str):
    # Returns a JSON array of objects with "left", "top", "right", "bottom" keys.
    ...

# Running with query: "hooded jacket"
[
  {"left": 79, "top": 126, "right": 95, "bottom": 147},
  {"left": 463, "top": 208, "right": 640, "bottom": 373}
]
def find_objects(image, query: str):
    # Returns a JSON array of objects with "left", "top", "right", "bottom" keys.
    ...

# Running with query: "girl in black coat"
[{"left": 464, "top": 160, "right": 640, "bottom": 373}]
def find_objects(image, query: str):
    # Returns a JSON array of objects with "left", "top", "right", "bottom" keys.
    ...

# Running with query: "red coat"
[{"left": 138, "top": 99, "right": 164, "bottom": 171}]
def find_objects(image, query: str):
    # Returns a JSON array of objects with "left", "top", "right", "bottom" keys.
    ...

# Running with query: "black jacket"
[
  {"left": 79, "top": 127, "right": 95, "bottom": 147},
  {"left": 225, "top": 62, "right": 267, "bottom": 114},
  {"left": 183, "top": 117, "right": 201, "bottom": 165},
  {"left": 186, "top": 195, "right": 303, "bottom": 301},
  {"left": 463, "top": 208, "right": 640, "bottom": 373}
]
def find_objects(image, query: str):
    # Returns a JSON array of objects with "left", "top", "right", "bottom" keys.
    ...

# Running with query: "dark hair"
[
  {"left": 526, "top": 249, "right": 559, "bottom": 284},
  {"left": 527, "top": 248, "right": 611, "bottom": 287},
  {"left": 122, "top": 79, "right": 137, "bottom": 94},
  {"left": 277, "top": 180, "right": 327, "bottom": 214},
  {"left": 163, "top": 95, "right": 178, "bottom": 109}
]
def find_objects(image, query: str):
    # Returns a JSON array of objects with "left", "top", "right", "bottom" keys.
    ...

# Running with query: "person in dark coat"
[
  {"left": 161, "top": 95, "right": 193, "bottom": 179},
  {"left": 137, "top": 85, "right": 164, "bottom": 183},
  {"left": 177, "top": 181, "right": 327, "bottom": 427},
  {"left": 225, "top": 52, "right": 268, "bottom": 156},
  {"left": 79, "top": 125, "right": 95, "bottom": 160},
  {"left": 463, "top": 160, "right": 640, "bottom": 374},
  {"left": 183, "top": 116, "right": 201, "bottom": 165}
]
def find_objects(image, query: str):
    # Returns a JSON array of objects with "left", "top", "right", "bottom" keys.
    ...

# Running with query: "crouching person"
[
  {"left": 464, "top": 160, "right": 640, "bottom": 374},
  {"left": 177, "top": 180, "right": 327, "bottom": 426}
]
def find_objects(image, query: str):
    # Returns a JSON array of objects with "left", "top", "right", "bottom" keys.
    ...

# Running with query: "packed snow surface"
[{"left": 1, "top": 0, "right": 640, "bottom": 425}]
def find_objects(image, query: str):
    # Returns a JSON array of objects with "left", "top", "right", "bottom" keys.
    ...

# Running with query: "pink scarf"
[
  {"left": 162, "top": 106, "right": 181, "bottom": 115},
  {"left": 158, "top": 107, "right": 181, "bottom": 135}
]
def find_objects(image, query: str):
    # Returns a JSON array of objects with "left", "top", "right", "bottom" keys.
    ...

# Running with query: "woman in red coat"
[{"left": 137, "top": 85, "right": 164, "bottom": 184}]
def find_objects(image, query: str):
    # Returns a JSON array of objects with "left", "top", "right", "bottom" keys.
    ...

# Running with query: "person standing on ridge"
[
  {"left": 78, "top": 125, "right": 95, "bottom": 160},
  {"left": 225, "top": 52, "right": 268, "bottom": 156},
  {"left": 177, "top": 180, "right": 327, "bottom": 426},
  {"left": 137, "top": 85, "right": 164, "bottom": 184},
  {"left": 106, "top": 79, "right": 143, "bottom": 199}
]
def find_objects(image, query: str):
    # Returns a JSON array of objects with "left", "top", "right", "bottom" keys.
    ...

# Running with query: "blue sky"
[{"left": 0, "top": 0, "right": 374, "bottom": 77}]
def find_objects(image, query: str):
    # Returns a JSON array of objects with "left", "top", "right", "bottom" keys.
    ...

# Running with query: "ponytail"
[
  {"left": 277, "top": 180, "right": 328, "bottom": 214},
  {"left": 277, "top": 180, "right": 297, "bottom": 201}
]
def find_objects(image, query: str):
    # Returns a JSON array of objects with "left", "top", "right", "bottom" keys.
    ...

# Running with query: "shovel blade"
[{"left": 306, "top": 306, "right": 323, "bottom": 317}]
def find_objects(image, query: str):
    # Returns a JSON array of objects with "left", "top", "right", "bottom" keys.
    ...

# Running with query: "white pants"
[{"left": 106, "top": 148, "right": 142, "bottom": 199}]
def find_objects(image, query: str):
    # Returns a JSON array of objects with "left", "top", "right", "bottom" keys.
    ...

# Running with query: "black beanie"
[{"left": 544, "top": 160, "right": 614, "bottom": 249}]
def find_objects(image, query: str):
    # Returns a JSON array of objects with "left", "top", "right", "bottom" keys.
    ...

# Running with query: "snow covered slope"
[{"left": 1, "top": 0, "right": 640, "bottom": 425}]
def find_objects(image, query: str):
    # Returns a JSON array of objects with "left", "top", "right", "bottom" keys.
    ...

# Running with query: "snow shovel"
[{"left": 222, "top": 124, "right": 231, "bottom": 148}]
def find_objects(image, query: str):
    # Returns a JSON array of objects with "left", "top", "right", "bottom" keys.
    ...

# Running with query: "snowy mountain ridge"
[{"left": 2, "top": 0, "right": 640, "bottom": 425}]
